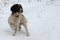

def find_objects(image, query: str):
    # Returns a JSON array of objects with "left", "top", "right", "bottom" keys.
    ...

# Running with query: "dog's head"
[{"left": 11, "top": 4, "right": 23, "bottom": 14}]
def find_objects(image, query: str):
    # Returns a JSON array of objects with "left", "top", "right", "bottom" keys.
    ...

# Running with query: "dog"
[{"left": 8, "top": 4, "right": 29, "bottom": 36}]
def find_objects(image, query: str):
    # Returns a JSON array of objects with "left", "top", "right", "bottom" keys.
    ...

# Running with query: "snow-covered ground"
[{"left": 0, "top": 0, "right": 60, "bottom": 40}]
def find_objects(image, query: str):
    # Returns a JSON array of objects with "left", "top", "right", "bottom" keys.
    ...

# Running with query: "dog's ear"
[
  {"left": 10, "top": 4, "right": 15, "bottom": 12},
  {"left": 18, "top": 4, "right": 23, "bottom": 13},
  {"left": 10, "top": 4, "right": 20, "bottom": 13}
]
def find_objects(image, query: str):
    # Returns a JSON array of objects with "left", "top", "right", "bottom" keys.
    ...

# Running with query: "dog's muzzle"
[{"left": 20, "top": 9, "right": 23, "bottom": 13}]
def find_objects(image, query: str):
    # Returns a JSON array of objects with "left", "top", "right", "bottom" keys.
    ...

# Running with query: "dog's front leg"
[
  {"left": 9, "top": 23, "right": 17, "bottom": 36},
  {"left": 13, "top": 26, "right": 17, "bottom": 36}
]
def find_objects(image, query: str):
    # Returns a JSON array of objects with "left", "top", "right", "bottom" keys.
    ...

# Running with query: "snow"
[{"left": 0, "top": 0, "right": 60, "bottom": 40}]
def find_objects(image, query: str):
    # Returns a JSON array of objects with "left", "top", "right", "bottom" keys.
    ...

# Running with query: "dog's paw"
[
  {"left": 13, "top": 34, "right": 15, "bottom": 36},
  {"left": 26, "top": 34, "right": 30, "bottom": 36}
]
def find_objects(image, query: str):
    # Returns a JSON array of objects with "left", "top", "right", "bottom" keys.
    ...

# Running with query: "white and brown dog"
[{"left": 8, "top": 4, "right": 29, "bottom": 36}]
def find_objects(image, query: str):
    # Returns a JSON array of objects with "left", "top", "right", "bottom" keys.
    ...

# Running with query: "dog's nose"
[{"left": 20, "top": 9, "right": 23, "bottom": 13}]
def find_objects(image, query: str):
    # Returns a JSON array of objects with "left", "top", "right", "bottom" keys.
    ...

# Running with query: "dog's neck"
[
  {"left": 15, "top": 15, "right": 19, "bottom": 17},
  {"left": 12, "top": 12, "right": 20, "bottom": 17},
  {"left": 15, "top": 15, "right": 19, "bottom": 18}
]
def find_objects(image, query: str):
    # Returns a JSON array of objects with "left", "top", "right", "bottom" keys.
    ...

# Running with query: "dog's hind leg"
[
  {"left": 23, "top": 23, "right": 29, "bottom": 36},
  {"left": 18, "top": 23, "right": 22, "bottom": 31}
]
